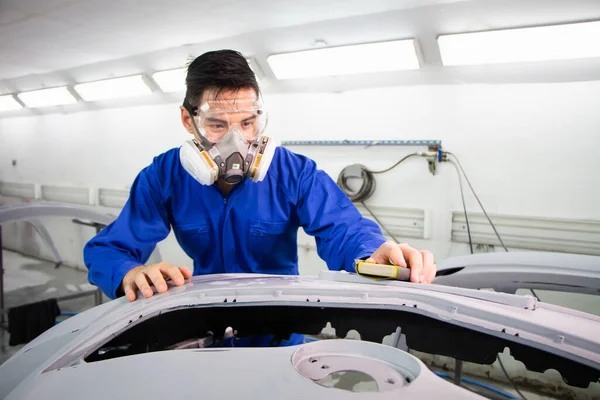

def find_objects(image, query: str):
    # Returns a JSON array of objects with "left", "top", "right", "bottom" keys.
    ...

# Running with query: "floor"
[{"left": 1, "top": 250, "right": 104, "bottom": 365}]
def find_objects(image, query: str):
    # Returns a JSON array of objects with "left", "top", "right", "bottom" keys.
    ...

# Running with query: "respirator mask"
[{"left": 180, "top": 97, "right": 276, "bottom": 185}]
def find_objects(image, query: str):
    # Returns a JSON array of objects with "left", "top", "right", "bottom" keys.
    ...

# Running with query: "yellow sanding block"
[{"left": 355, "top": 260, "right": 411, "bottom": 281}]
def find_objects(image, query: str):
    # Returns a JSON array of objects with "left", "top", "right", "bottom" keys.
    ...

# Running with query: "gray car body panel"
[
  {"left": 1, "top": 271, "right": 599, "bottom": 399},
  {"left": 434, "top": 251, "right": 600, "bottom": 295}
]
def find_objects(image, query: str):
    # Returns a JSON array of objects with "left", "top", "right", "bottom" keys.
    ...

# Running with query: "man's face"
[{"left": 181, "top": 88, "right": 260, "bottom": 145}]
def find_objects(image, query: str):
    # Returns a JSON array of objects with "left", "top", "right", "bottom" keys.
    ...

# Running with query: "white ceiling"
[
  {"left": 0, "top": 0, "right": 462, "bottom": 79},
  {"left": 1, "top": 0, "right": 600, "bottom": 98}
]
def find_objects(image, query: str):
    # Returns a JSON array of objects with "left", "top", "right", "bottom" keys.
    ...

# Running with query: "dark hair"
[{"left": 183, "top": 49, "right": 259, "bottom": 114}]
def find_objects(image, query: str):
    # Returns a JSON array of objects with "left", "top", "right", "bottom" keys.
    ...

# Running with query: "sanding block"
[{"left": 355, "top": 260, "right": 411, "bottom": 281}]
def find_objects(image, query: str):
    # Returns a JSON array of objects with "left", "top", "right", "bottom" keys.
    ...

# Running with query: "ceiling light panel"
[
  {"left": 17, "top": 87, "right": 77, "bottom": 108},
  {"left": 439, "top": 20, "right": 600, "bottom": 66},
  {"left": 153, "top": 59, "right": 259, "bottom": 93},
  {"left": 267, "top": 40, "right": 420, "bottom": 79},
  {"left": 0, "top": 95, "right": 23, "bottom": 111},
  {"left": 152, "top": 68, "right": 187, "bottom": 93},
  {"left": 74, "top": 75, "right": 152, "bottom": 101}
]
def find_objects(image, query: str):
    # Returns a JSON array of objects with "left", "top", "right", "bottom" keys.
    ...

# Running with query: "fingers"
[
  {"left": 365, "top": 242, "right": 436, "bottom": 284},
  {"left": 427, "top": 264, "right": 437, "bottom": 283},
  {"left": 179, "top": 266, "right": 193, "bottom": 280},
  {"left": 160, "top": 264, "right": 187, "bottom": 286},
  {"left": 121, "top": 263, "right": 192, "bottom": 302},
  {"left": 369, "top": 241, "right": 407, "bottom": 267},
  {"left": 121, "top": 266, "right": 144, "bottom": 302},
  {"left": 399, "top": 243, "right": 423, "bottom": 283},
  {"left": 147, "top": 265, "right": 169, "bottom": 293},
  {"left": 421, "top": 250, "right": 437, "bottom": 284},
  {"left": 123, "top": 281, "right": 137, "bottom": 302},
  {"left": 386, "top": 242, "right": 408, "bottom": 268},
  {"left": 134, "top": 270, "right": 154, "bottom": 298}
]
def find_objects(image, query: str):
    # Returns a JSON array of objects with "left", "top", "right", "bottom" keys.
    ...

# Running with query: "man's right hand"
[{"left": 121, "top": 262, "right": 193, "bottom": 302}]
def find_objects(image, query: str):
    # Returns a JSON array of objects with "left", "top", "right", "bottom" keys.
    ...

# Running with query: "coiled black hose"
[
  {"left": 337, "top": 154, "right": 420, "bottom": 243},
  {"left": 336, "top": 154, "right": 419, "bottom": 202}
]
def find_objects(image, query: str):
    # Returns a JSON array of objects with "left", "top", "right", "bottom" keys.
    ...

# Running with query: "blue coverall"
[{"left": 84, "top": 146, "right": 387, "bottom": 345}]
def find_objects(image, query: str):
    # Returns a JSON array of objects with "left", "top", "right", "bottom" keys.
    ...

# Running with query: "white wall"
[
  {"left": 2, "top": 81, "right": 600, "bottom": 275},
  {"left": 2, "top": 81, "right": 599, "bottom": 393}
]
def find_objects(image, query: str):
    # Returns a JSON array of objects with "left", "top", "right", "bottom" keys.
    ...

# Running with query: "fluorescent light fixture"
[
  {"left": 17, "top": 87, "right": 77, "bottom": 108},
  {"left": 267, "top": 40, "right": 420, "bottom": 79},
  {"left": 74, "top": 75, "right": 152, "bottom": 101},
  {"left": 439, "top": 20, "right": 600, "bottom": 66},
  {"left": 154, "top": 59, "right": 259, "bottom": 92},
  {"left": 152, "top": 67, "right": 186, "bottom": 93},
  {"left": 0, "top": 95, "right": 23, "bottom": 111}
]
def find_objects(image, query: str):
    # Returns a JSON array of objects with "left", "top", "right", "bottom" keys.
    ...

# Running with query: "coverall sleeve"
[
  {"left": 83, "top": 162, "right": 171, "bottom": 299},
  {"left": 296, "top": 160, "right": 387, "bottom": 272}
]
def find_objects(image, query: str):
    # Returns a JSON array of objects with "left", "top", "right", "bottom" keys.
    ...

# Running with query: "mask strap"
[
  {"left": 183, "top": 99, "right": 226, "bottom": 176},
  {"left": 183, "top": 100, "right": 214, "bottom": 151}
]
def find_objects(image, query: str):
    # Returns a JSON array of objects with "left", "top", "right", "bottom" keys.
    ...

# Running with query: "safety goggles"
[{"left": 195, "top": 98, "right": 267, "bottom": 143}]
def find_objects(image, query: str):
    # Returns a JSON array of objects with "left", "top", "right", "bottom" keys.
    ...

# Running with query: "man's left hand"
[{"left": 366, "top": 241, "right": 436, "bottom": 284}]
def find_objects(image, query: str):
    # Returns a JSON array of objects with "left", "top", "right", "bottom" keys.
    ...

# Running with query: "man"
[{"left": 84, "top": 49, "right": 436, "bottom": 303}]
